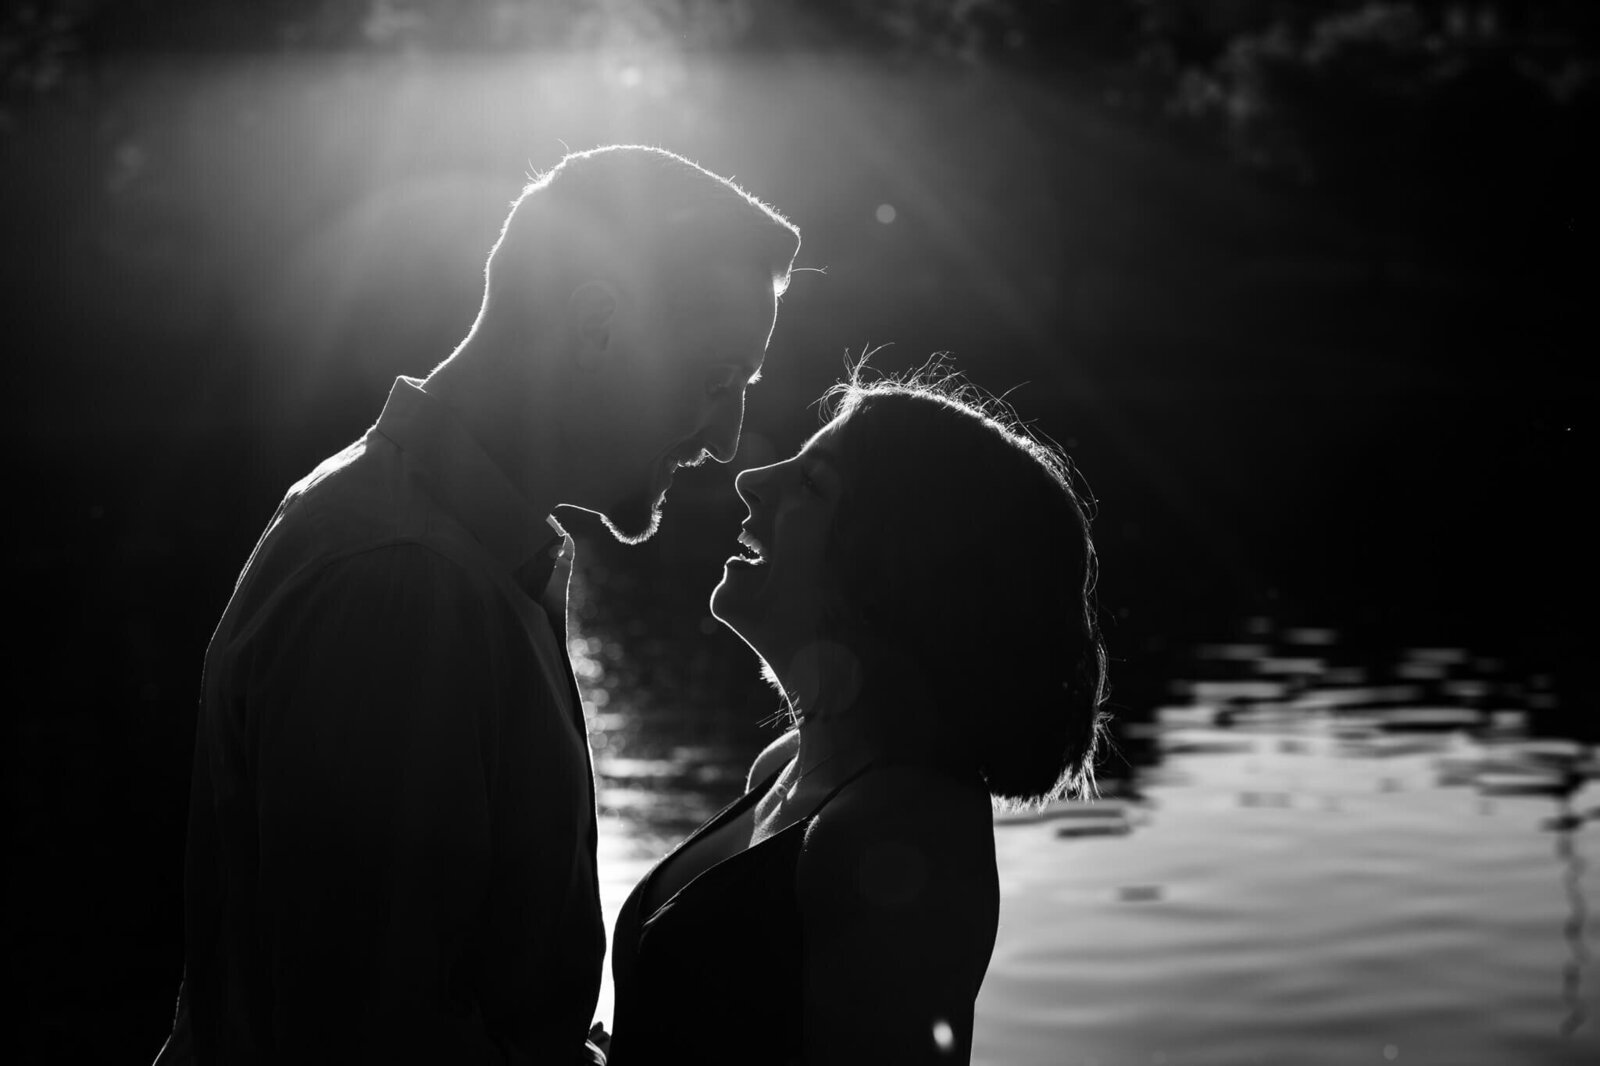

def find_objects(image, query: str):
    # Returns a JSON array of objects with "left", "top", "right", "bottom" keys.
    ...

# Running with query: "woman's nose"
[{"left": 734, "top": 464, "right": 775, "bottom": 507}]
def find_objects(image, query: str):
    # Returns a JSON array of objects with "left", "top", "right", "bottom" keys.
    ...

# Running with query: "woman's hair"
[{"left": 816, "top": 357, "right": 1109, "bottom": 806}]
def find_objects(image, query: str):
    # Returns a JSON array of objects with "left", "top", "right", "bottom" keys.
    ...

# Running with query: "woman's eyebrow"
[{"left": 804, "top": 448, "right": 840, "bottom": 472}]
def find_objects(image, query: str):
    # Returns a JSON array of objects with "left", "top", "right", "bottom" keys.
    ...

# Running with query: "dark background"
[{"left": 3, "top": 1, "right": 1594, "bottom": 1060}]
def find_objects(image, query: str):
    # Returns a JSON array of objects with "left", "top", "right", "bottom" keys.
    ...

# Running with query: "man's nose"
[{"left": 703, "top": 394, "right": 745, "bottom": 464}]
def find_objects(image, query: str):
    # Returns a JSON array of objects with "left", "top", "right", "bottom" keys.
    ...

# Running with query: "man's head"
[{"left": 458, "top": 145, "right": 800, "bottom": 543}]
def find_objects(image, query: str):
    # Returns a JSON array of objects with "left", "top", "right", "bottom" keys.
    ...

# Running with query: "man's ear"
[{"left": 568, "top": 279, "right": 619, "bottom": 367}]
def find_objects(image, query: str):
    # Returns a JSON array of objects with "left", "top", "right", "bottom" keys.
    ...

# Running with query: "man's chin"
[{"left": 598, "top": 498, "right": 664, "bottom": 546}]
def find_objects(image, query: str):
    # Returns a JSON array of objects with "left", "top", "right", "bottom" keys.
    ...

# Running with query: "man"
[{"left": 157, "top": 145, "right": 800, "bottom": 1064}]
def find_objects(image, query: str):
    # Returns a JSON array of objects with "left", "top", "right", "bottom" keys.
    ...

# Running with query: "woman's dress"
[{"left": 605, "top": 764, "right": 874, "bottom": 1065}]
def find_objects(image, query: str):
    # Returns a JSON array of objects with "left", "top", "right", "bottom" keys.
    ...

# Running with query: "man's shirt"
[{"left": 179, "top": 377, "right": 604, "bottom": 1063}]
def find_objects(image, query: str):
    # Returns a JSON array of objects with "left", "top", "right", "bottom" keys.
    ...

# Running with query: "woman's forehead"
[{"left": 800, "top": 416, "right": 847, "bottom": 459}]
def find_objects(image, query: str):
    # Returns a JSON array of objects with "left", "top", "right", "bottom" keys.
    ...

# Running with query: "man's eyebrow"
[{"left": 713, "top": 357, "right": 763, "bottom": 384}]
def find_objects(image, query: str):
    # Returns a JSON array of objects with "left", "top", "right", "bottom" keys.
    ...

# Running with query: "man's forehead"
[
  {"left": 666, "top": 284, "right": 774, "bottom": 371},
  {"left": 654, "top": 255, "right": 777, "bottom": 310}
]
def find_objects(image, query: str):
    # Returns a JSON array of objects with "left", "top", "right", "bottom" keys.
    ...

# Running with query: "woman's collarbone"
[{"left": 752, "top": 779, "right": 841, "bottom": 843}]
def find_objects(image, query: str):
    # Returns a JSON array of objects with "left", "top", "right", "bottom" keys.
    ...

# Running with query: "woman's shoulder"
[
  {"left": 823, "top": 761, "right": 994, "bottom": 833},
  {"left": 746, "top": 728, "right": 801, "bottom": 791},
  {"left": 798, "top": 763, "right": 998, "bottom": 923}
]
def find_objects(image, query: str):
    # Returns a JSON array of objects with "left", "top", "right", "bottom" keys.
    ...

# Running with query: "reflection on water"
[
  {"left": 569, "top": 632, "right": 764, "bottom": 1027},
  {"left": 588, "top": 721, "right": 751, "bottom": 1027},
  {"left": 574, "top": 617, "right": 1599, "bottom": 1062},
  {"left": 979, "top": 713, "right": 1597, "bottom": 1064}
]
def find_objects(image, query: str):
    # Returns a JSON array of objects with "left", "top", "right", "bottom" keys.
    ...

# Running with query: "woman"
[{"left": 605, "top": 364, "right": 1108, "bottom": 1065}]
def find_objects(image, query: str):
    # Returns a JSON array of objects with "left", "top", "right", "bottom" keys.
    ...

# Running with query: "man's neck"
[{"left": 423, "top": 341, "right": 568, "bottom": 520}]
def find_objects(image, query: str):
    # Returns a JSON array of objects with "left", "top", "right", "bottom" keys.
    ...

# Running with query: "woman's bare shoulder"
[
  {"left": 799, "top": 764, "right": 998, "bottom": 915},
  {"left": 827, "top": 763, "right": 994, "bottom": 834},
  {"left": 746, "top": 728, "right": 801, "bottom": 791}
]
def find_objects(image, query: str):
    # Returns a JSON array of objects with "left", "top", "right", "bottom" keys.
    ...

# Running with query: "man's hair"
[
  {"left": 478, "top": 144, "right": 800, "bottom": 321},
  {"left": 815, "top": 358, "right": 1109, "bottom": 807}
]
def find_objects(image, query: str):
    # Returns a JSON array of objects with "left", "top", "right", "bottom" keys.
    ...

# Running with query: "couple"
[{"left": 158, "top": 145, "right": 1107, "bottom": 1065}]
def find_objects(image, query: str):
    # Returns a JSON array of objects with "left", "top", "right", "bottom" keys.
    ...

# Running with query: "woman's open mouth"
[{"left": 729, "top": 528, "right": 767, "bottom": 568}]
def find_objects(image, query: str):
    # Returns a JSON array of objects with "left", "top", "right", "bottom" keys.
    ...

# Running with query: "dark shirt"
[
  {"left": 606, "top": 767, "right": 871, "bottom": 1066},
  {"left": 176, "top": 377, "right": 603, "bottom": 1063}
]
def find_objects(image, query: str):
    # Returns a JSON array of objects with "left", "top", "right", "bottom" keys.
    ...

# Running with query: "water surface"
[
  {"left": 578, "top": 632, "right": 1598, "bottom": 1064},
  {"left": 975, "top": 707, "right": 1596, "bottom": 1065}
]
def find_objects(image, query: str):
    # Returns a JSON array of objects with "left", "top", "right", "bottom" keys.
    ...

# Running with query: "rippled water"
[
  {"left": 588, "top": 716, "right": 757, "bottom": 1028},
  {"left": 976, "top": 711, "right": 1597, "bottom": 1065},
  {"left": 577, "top": 633, "right": 1599, "bottom": 1064}
]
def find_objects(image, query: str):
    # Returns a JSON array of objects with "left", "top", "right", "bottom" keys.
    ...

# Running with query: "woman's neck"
[
  {"left": 790, "top": 713, "right": 879, "bottom": 793},
  {"left": 773, "top": 640, "right": 879, "bottom": 795},
  {"left": 774, "top": 636, "right": 960, "bottom": 795}
]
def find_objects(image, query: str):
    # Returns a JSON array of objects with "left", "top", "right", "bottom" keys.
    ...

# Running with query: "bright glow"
[
  {"left": 875, "top": 202, "right": 897, "bottom": 224},
  {"left": 1383, "top": 1046, "right": 1399, "bottom": 1061},
  {"left": 931, "top": 1019, "right": 954, "bottom": 1053},
  {"left": 617, "top": 64, "right": 643, "bottom": 89}
]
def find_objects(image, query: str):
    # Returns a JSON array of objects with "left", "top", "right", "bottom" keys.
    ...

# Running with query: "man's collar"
[{"left": 370, "top": 376, "right": 564, "bottom": 576}]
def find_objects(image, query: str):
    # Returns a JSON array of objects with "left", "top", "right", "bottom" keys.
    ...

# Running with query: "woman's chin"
[
  {"left": 708, "top": 575, "right": 739, "bottom": 627},
  {"left": 713, "top": 556, "right": 766, "bottom": 596},
  {"left": 709, "top": 572, "right": 763, "bottom": 645}
]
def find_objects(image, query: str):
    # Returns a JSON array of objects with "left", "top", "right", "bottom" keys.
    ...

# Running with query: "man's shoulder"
[
  {"left": 289, "top": 435, "right": 371, "bottom": 497},
  {"left": 222, "top": 434, "right": 493, "bottom": 633},
  {"left": 281, "top": 433, "right": 404, "bottom": 540},
  {"left": 269, "top": 430, "right": 460, "bottom": 567}
]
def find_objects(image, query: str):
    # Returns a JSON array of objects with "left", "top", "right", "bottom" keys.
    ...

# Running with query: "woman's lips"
[
  {"left": 735, "top": 528, "right": 767, "bottom": 565},
  {"left": 727, "top": 524, "right": 768, "bottom": 569}
]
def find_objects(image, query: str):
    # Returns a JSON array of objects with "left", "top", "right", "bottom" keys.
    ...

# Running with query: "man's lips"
[{"left": 671, "top": 444, "right": 712, "bottom": 470}]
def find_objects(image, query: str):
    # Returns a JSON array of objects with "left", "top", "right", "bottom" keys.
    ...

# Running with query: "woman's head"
[{"left": 711, "top": 360, "right": 1108, "bottom": 805}]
